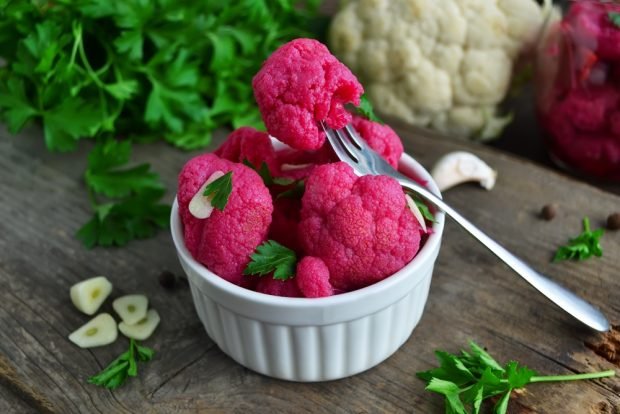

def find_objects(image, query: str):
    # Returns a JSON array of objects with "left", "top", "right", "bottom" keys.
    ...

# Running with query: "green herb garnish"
[
  {"left": 553, "top": 217, "right": 604, "bottom": 262},
  {"left": 355, "top": 94, "right": 383, "bottom": 124},
  {"left": 0, "top": 1, "right": 324, "bottom": 247},
  {"left": 88, "top": 339, "right": 155, "bottom": 389},
  {"left": 203, "top": 171, "right": 233, "bottom": 211},
  {"left": 243, "top": 240, "right": 297, "bottom": 280},
  {"left": 417, "top": 341, "right": 615, "bottom": 414},
  {"left": 609, "top": 12, "right": 620, "bottom": 28},
  {"left": 276, "top": 180, "right": 306, "bottom": 200},
  {"left": 243, "top": 160, "right": 295, "bottom": 187},
  {"left": 408, "top": 193, "right": 436, "bottom": 223}
]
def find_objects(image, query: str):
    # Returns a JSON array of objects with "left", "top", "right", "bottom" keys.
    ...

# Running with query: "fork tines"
[{"left": 320, "top": 121, "right": 365, "bottom": 163}]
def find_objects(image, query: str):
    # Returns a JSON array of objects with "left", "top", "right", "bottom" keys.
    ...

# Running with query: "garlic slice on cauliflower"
[
  {"left": 405, "top": 194, "right": 428, "bottom": 233},
  {"left": 188, "top": 171, "right": 225, "bottom": 219},
  {"left": 280, "top": 163, "right": 313, "bottom": 171}
]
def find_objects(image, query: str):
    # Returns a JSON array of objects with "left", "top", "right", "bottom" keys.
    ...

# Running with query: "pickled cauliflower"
[{"left": 329, "top": 0, "right": 549, "bottom": 140}]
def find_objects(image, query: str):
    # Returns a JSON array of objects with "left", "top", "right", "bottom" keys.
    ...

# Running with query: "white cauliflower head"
[{"left": 329, "top": 0, "right": 548, "bottom": 140}]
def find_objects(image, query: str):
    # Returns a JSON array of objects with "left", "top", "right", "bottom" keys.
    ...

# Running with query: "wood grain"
[{"left": 0, "top": 121, "right": 619, "bottom": 413}]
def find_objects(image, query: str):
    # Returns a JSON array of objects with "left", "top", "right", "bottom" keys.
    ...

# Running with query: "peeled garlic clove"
[
  {"left": 188, "top": 171, "right": 225, "bottom": 219},
  {"left": 405, "top": 194, "right": 427, "bottom": 233},
  {"left": 431, "top": 151, "right": 497, "bottom": 192},
  {"left": 112, "top": 294, "right": 148, "bottom": 325},
  {"left": 68, "top": 313, "right": 118, "bottom": 348},
  {"left": 119, "top": 309, "right": 160, "bottom": 341},
  {"left": 70, "top": 276, "right": 113, "bottom": 315}
]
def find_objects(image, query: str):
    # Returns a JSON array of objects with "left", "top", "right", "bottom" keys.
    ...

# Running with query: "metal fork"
[{"left": 321, "top": 121, "right": 610, "bottom": 332}]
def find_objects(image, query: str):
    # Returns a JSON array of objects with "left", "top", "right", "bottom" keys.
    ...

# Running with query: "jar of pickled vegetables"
[{"left": 535, "top": 0, "right": 620, "bottom": 180}]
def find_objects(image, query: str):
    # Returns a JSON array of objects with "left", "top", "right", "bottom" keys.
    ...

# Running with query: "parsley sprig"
[
  {"left": 203, "top": 171, "right": 233, "bottom": 211},
  {"left": 243, "top": 160, "right": 295, "bottom": 187},
  {"left": 242, "top": 159, "right": 305, "bottom": 200},
  {"left": 553, "top": 217, "right": 604, "bottom": 262},
  {"left": 406, "top": 191, "right": 435, "bottom": 222},
  {"left": 417, "top": 341, "right": 615, "bottom": 414},
  {"left": 354, "top": 94, "right": 383, "bottom": 124},
  {"left": 609, "top": 12, "right": 620, "bottom": 28},
  {"left": 244, "top": 240, "right": 297, "bottom": 280},
  {"left": 88, "top": 339, "right": 155, "bottom": 389},
  {"left": 0, "top": 1, "right": 324, "bottom": 247}
]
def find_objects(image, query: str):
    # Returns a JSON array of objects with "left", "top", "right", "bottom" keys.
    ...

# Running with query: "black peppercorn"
[
  {"left": 607, "top": 212, "right": 620, "bottom": 230},
  {"left": 540, "top": 204, "right": 557, "bottom": 221},
  {"left": 159, "top": 270, "right": 177, "bottom": 290}
]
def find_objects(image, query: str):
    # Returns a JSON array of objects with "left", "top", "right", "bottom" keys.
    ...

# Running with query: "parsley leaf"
[
  {"left": 77, "top": 139, "right": 169, "bottom": 248},
  {"left": 88, "top": 339, "right": 155, "bottom": 389},
  {"left": 407, "top": 193, "right": 436, "bottom": 223},
  {"left": 355, "top": 94, "right": 384, "bottom": 125},
  {"left": 355, "top": 94, "right": 383, "bottom": 124},
  {"left": 416, "top": 341, "right": 615, "bottom": 414},
  {"left": 553, "top": 217, "right": 604, "bottom": 262},
  {"left": 0, "top": 78, "right": 37, "bottom": 133},
  {"left": 426, "top": 378, "right": 467, "bottom": 414},
  {"left": 242, "top": 159, "right": 294, "bottom": 187},
  {"left": 243, "top": 240, "right": 297, "bottom": 281},
  {"left": 276, "top": 180, "right": 306, "bottom": 200},
  {"left": 203, "top": 171, "right": 233, "bottom": 211},
  {"left": 77, "top": 189, "right": 170, "bottom": 248},
  {"left": 609, "top": 12, "right": 620, "bottom": 28}
]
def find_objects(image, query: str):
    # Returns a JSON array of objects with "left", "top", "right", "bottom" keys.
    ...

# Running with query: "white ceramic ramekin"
[{"left": 170, "top": 153, "right": 445, "bottom": 382}]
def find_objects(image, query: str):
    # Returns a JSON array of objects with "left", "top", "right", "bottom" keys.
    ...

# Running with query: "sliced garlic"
[
  {"left": 68, "top": 313, "right": 118, "bottom": 348},
  {"left": 112, "top": 294, "right": 148, "bottom": 325},
  {"left": 405, "top": 194, "right": 428, "bottom": 233},
  {"left": 118, "top": 309, "right": 160, "bottom": 341},
  {"left": 70, "top": 276, "right": 113, "bottom": 315},
  {"left": 188, "top": 171, "right": 225, "bottom": 219},
  {"left": 430, "top": 151, "right": 497, "bottom": 192},
  {"left": 280, "top": 163, "right": 313, "bottom": 171}
]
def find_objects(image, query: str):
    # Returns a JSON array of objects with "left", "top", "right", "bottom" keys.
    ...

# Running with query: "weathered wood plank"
[
  {"left": 0, "top": 119, "right": 619, "bottom": 413},
  {"left": 0, "top": 382, "right": 40, "bottom": 414}
]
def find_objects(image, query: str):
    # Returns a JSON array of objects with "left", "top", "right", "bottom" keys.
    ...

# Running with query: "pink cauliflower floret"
[
  {"left": 568, "top": 1, "right": 620, "bottom": 61},
  {"left": 563, "top": 86, "right": 618, "bottom": 131},
  {"left": 256, "top": 277, "right": 302, "bottom": 297},
  {"left": 351, "top": 115, "right": 404, "bottom": 168},
  {"left": 299, "top": 162, "right": 422, "bottom": 292},
  {"left": 253, "top": 38, "right": 363, "bottom": 151},
  {"left": 178, "top": 154, "right": 273, "bottom": 285},
  {"left": 296, "top": 257, "right": 333, "bottom": 298},
  {"left": 214, "top": 127, "right": 279, "bottom": 175}
]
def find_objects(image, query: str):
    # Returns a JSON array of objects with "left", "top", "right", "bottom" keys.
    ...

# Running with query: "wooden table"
[{"left": 1, "top": 119, "right": 618, "bottom": 413}]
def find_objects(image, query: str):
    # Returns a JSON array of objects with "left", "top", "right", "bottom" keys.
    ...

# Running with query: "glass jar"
[{"left": 535, "top": 0, "right": 620, "bottom": 181}]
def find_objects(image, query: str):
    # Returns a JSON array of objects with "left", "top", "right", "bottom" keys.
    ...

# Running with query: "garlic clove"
[
  {"left": 430, "top": 151, "right": 497, "bottom": 192},
  {"left": 70, "top": 276, "right": 113, "bottom": 315},
  {"left": 112, "top": 294, "right": 148, "bottom": 325},
  {"left": 118, "top": 309, "right": 160, "bottom": 341},
  {"left": 188, "top": 171, "right": 225, "bottom": 219},
  {"left": 405, "top": 194, "right": 428, "bottom": 233},
  {"left": 68, "top": 313, "right": 118, "bottom": 348}
]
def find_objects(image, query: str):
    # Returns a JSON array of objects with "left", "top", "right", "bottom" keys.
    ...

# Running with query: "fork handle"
[{"left": 399, "top": 180, "right": 610, "bottom": 332}]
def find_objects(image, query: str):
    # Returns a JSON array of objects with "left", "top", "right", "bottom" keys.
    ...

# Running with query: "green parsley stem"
[
  {"left": 529, "top": 370, "right": 615, "bottom": 383},
  {"left": 583, "top": 217, "right": 590, "bottom": 233},
  {"left": 77, "top": 30, "right": 106, "bottom": 89}
]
